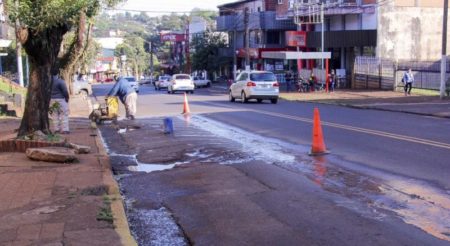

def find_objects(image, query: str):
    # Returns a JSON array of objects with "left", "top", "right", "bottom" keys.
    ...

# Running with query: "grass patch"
[
  {"left": 0, "top": 78, "right": 26, "bottom": 96},
  {"left": 81, "top": 185, "right": 108, "bottom": 196},
  {"left": 96, "top": 195, "right": 114, "bottom": 224},
  {"left": 396, "top": 86, "right": 441, "bottom": 96}
]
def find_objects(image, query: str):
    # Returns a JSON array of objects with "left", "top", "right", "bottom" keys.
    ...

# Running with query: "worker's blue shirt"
[{"left": 107, "top": 78, "right": 134, "bottom": 103}]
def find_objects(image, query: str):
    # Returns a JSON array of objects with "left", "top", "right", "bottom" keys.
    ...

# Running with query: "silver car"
[
  {"left": 155, "top": 75, "right": 171, "bottom": 90},
  {"left": 124, "top": 76, "right": 139, "bottom": 93},
  {"left": 168, "top": 74, "right": 195, "bottom": 94},
  {"left": 229, "top": 71, "right": 279, "bottom": 104}
]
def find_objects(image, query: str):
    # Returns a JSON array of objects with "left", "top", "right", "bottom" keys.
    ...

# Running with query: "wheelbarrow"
[{"left": 89, "top": 96, "right": 119, "bottom": 124}]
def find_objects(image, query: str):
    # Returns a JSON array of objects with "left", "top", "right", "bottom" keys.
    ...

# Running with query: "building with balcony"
[
  {"left": 218, "top": 0, "right": 450, "bottom": 89},
  {"left": 217, "top": 0, "right": 298, "bottom": 78}
]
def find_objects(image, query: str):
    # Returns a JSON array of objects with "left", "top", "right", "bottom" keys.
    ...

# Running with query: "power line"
[{"left": 105, "top": 8, "right": 218, "bottom": 14}]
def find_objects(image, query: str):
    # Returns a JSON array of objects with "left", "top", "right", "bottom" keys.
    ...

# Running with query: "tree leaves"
[{"left": 6, "top": 0, "right": 121, "bottom": 33}]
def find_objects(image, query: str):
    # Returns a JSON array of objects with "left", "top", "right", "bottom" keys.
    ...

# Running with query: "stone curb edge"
[
  {"left": 93, "top": 123, "right": 137, "bottom": 246},
  {"left": 279, "top": 96, "right": 450, "bottom": 119}
]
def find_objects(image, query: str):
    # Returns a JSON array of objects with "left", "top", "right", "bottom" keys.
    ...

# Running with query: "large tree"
[
  {"left": 115, "top": 35, "right": 150, "bottom": 79},
  {"left": 6, "top": 0, "right": 120, "bottom": 137},
  {"left": 192, "top": 31, "right": 228, "bottom": 77}
]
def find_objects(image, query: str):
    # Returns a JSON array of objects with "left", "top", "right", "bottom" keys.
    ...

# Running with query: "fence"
[
  {"left": 354, "top": 56, "right": 450, "bottom": 90},
  {"left": 353, "top": 56, "right": 395, "bottom": 90}
]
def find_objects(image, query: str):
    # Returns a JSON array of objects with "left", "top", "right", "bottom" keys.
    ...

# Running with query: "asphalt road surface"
[{"left": 95, "top": 83, "right": 450, "bottom": 245}]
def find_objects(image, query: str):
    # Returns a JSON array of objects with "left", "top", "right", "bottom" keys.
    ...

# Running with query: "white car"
[
  {"left": 155, "top": 75, "right": 171, "bottom": 90},
  {"left": 168, "top": 74, "right": 195, "bottom": 94},
  {"left": 124, "top": 76, "right": 139, "bottom": 93},
  {"left": 193, "top": 77, "right": 212, "bottom": 88},
  {"left": 229, "top": 71, "right": 279, "bottom": 104}
]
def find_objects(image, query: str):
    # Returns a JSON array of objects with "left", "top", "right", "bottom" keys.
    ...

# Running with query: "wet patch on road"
[{"left": 99, "top": 116, "right": 450, "bottom": 243}]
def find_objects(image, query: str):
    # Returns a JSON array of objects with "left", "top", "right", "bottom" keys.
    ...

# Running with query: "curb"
[
  {"left": 93, "top": 123, "right": 137, "bottom": 245},
  {"left": 279, "top": 96, "right": 450, "bottom": 119}
]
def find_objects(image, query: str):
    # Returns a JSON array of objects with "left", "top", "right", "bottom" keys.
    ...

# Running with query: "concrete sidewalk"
[
  {"left": 280, "top": 89, "right": 450, "bottom": 118},
  {"left": 0, "top": 96, "right": 135, "bottom": 245}
]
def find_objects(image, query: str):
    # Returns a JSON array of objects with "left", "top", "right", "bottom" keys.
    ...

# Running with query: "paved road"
[{"left": 94, "top": 83, "right": 450, "bottom": 245}]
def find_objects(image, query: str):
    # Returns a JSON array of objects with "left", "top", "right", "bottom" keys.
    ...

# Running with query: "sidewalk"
[
  {"left": 0, "top": 96, "right": 135, "bottom": 245},
  {"left": 280, "top": 89, "right": 450, "bottom": 118}
]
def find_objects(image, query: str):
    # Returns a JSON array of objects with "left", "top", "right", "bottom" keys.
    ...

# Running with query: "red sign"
[
  {"left": 237, "top": 48, "right": 259, "bottom": 59},
  {"left": 286, "top": 31, "right": 306, "bottom": 47},
  {"left": 160, "top": 33, "right": 186, "bottom": 42}
]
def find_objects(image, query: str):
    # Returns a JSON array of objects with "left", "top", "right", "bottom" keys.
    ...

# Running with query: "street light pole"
[{"left": 440, "top": 0, "right": 448, "bottom": 99}]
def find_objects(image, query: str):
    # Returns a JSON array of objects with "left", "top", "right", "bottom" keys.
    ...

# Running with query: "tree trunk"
[
  {"left": 17, "top": 25, "right": 69, "bottom": 137},
  {"left": 61, "top": 12, "right": 87, "bottom": 95}
]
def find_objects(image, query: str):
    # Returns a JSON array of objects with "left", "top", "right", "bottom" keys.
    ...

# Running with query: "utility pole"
[
  {"left": 233, "top": 29, "right": 237, "bottom": 80},
  {"left": 14, "top": 0, "right": 23, "bottom": 87},
  {"left": 321, "top": 3, "right": 324, "bottom": 70},
  {"left": 186, "top": 19, "right": 191, "bottom": 74},
  {"left": 244, "top": 7, "right": 250, "bottom": 71},
  {"left": 149, "top": 41, "right": 154, "bottom": 81},
  {"left": 441, "top": 0, "right": 448, "bottom": 99}
]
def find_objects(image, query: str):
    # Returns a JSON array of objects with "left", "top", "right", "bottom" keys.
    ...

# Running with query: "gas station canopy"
[{"left": 261, "top": 51, "right": 331, "bottom": 60}]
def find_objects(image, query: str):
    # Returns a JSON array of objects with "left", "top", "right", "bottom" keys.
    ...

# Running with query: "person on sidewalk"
[
  {"left": 402, "top": 68, "right": 414, "bottom": 96},
  {"left": 107, "top": 76, "right": 137, "bottom": 120},
  {"left": 309, "top": 72, "right": 317, "bottom": 92},
  {"left": 285, "top": 71, "right": 292, "bottom": 92},
  {"left": 49, "top": 69, "right": 70, "bottom": 134}
]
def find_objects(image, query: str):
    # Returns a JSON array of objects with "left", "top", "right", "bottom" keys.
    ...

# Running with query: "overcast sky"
[{"left": 113, "top": 0, "right": 232, "bottom": 15}]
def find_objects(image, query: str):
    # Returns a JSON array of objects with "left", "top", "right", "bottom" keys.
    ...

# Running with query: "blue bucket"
[{"left": 163, "top": 117, "right": 174, "bottom": 134}]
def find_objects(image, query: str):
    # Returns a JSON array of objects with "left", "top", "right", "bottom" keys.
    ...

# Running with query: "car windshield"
[
  {"left": 175, "top": 75, "right": 190, "bottom": 80},
  {"left": 124, "top": 77, "right": 136, "bottom": 82},
  {"left": 160, "top": 76, "right": 170, "bottom": 80},
  {"left": 250, "top": 73, "right": 276, "bottom": 81}
]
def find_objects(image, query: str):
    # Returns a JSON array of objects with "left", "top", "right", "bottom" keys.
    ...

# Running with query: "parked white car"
[
  {"left": 124, "top": 76, "right": 139, "bottom": 93},
  {"left": 229, "top": 71, "right": 279, "bottom": 104},
  {"left": 168, "top": 74, "right": 195, "bottom": 94},
  {"left": 155, "top": 75, "right": 171, "bottom": 90},
  {"left": 193, "top": 77, "right": 211, "bottom": 88}
]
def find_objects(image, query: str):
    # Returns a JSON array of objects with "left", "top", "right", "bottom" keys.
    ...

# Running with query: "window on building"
[
  {"left": 228, "top": 31, "right": 234, "bottom": 48},
  {"left": 250, "top": 30, "right": 262, "bottom": 45},
  {"left": 278, "top": 0, "right": 283, "bottom": 4},
  {"left": 266, "top": 31, "right": 280, "bottom": 44},
  {"left": 363, "top": 46, "right": 376, "bottom": 57}
]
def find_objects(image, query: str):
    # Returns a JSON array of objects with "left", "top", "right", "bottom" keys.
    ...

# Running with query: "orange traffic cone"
[
  {"left": 310, "top": 107, "right": 329, "bottom": 156},
  {"left": 182, "top": 92, "right": 191, "bottom": 114}
]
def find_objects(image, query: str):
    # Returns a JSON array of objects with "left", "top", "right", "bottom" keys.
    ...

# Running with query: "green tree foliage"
[
  {"left": 192, "top": 31, "right": 227, "bottom": 76},
  {"left": 5, "top": 0, "right": 121, "bottom": 136},
  {"left": 114, "top": 35, "right": 150, "bottom": 78}
]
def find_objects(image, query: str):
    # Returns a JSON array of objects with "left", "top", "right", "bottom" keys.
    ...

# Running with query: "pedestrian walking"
[
  {"left": 309, "top": 72, "right": 317, "bottom": 92},
  {"left": 49, "top": 68, "right": 70, "bottom": 134},
  {"left": 402, "top": 68, "right": 414, "bottom": 96},
  {"left": 285, "top": 71, "right": 292, "bottom": 92},
  {"left": 329, "top": 71, "right": 336, "bottom": 92},
  {"left": 107, "top": 76, "right": 138, "bottom": 120}
]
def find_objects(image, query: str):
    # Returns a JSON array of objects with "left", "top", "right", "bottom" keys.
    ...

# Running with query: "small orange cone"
[
  {"left": 182, "top": 92, "right": 191, "bottom": 114},
  {"left": 310, "top": 107, "right": 329, "bottom": 155}
]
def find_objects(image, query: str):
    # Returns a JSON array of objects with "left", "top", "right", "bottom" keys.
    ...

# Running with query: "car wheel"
[
  {"left": 241, "top": 91, "right": 248, "bottom": 103},
  {"left": 271, "top": 98, "right": 278, "bottom": 104},
  {"left": 167, "top": 90, "right": 171, "bottom": 94},
  {"left": 207, "top": 82, "right": 211, "bottom": 87},
  {"left": 190, "top": 90, "right": 194, "bottom": 94},
  {"left": 229, "top": 91, "right": 235, "bottom": 102},
  {"left": 257, "top": 99, "right": 262, "bottom": 103}
]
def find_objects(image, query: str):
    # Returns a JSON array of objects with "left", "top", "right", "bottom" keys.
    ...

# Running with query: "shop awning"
[{"left": 261, "top": 51, "right": 331, "bottom": 60}]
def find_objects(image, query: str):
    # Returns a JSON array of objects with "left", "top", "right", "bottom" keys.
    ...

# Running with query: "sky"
[{"left": 113, "top": 0, "right": 233, "bottom": 15}]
